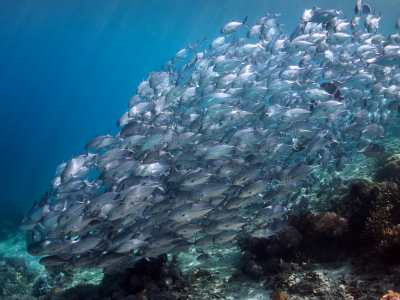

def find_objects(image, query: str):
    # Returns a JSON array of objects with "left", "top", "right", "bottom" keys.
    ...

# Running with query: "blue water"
[{"left": 0, "top": 0, "right": 398, "bottom": 217}]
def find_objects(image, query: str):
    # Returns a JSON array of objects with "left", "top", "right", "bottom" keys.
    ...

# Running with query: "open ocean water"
[{"left": 1, "top": 0, "right": 400, "bottom": 299}]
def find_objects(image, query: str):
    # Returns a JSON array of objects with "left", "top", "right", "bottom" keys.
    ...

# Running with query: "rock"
[
  {"left": 174, "top": 279, "right": 189, "bottom": 290},
  {"left": 158, "top": 277, "right": 173, "bottom": 287},
  {"left": 244, "top": 260, "right": 263, "bottom": 278},
  {"left": 195, "top": 269, "right": 210, "bottom": 277},
  {"left": 144, "top": 283, "right": 160, "bottom": 294},
  {"left": 241, "top": 250, "right": 253, "bottom": 264}
]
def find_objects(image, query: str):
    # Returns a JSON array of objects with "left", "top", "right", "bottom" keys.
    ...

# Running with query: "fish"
[
  {"left": 255, "top": 203, "right": 290, "bottom": 221},
  {"left": 213, "top": 230, "right": 238, "bottom": 243},
  {"left": 20, "top": 2, "right": 400, "bottom": 275},
  {"left": 354, "top": 0, "right": 361, "bottom": 14},
  {"left": 357, "top": 143, "right": 385, "bottom": 157},
  {"left": 290, "top": 197, "right": 311, "bottom": 217},
  {"left": 250, "top": 228, "right": 277, "bottom": 239},
  {"left": 169, "top": 201, "right": 216, "bottom": 221},
  {"left": 195, "top": 236, "right": 214, "bottom": 247},
  {"left": 221, "top": 17, "right": 250, "bottom": 35},
  {"left": 361, "top": 4, "right": 371, "bottom": 14},
  {"left": 197, "top": 253, "right": 211, "bottom": 262},
  {"left": 300, "top": 10, "right": 341, "bottom": 26}
]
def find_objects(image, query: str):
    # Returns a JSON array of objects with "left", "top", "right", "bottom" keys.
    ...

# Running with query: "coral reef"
[
  {"left": 240, "top": 211, "right": 347, "bottom": 268},
  {"left": 32, "top": 272, "right": 73, "bottom": 298},
  {"left": 335, "top": 176, "right": 400, "bottom": 260},
  {"left": 0, "top": 256, "right": 37, "bottom": 298}
]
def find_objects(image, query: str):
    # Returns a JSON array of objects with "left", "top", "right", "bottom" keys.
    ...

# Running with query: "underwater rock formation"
[{"left": 48, "top": 257, "right": 190, "bottom": 300}]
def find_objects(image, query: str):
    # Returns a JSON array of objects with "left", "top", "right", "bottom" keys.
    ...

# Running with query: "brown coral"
[
  {"left": 381, "top": 290, "right": 400, "bottom": 300},
  {"left": 314, "top": 212, "right": 347, "bottom": 237},
  {"left": 362, "top": 180, "right": 400, "bottom": 259},
  {"left": 334, "top": 176, "right": 400, "bottom": 260},
  {"left": 272, "top": 289, "right": 289, "bottom": 300}
]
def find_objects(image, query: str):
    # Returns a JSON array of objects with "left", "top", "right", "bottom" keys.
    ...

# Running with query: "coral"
[
  {"left": 364, "top": 187, "right": 400, "bottom": 260},
  {"left": 330, "top": 176, "right": 400, "bottom": 260},
  {"left": 341, "top": 177, "right": 400, "bottom": 260},
  {"left": 241, "top": 250, "right": 253, "bottom": 265},
  {"left": 314, "top": 212, "right": 347, "bottom": 237},
  {"left": 51, "top": 284, "right": 101, "bottom": 300},
  {"left": 381, "top": 290, "right": 400, "bottom": 300},
  {"left": 0, "top": 256, "right": 37, "bottom": 298},
  {"left": 32, "top": 274, "right": 53, "bottom": 297},
  {"left": 271, "top": 289, "right": 289, "bottom": 300},
  {"left": 159, "top": 267, "right": 181, "bottom": 280},
  {"left": 374, "top": 153, "right": 400, "bottom": 182},
  {"left": 45, "top": 287, "right": 63, "bottom": 300},
  {"left": 158, "top": 277, "right": 173, "bottom": 288},
  {"left": 194, "top": 269, "right": 210, "bottom": 277},
  {"left": 288, "top": 282, "right": 314, "bottom": 294},
  {"left": 235, "top": 229, "right": 252, "bottom": 251},
  {"left": 50, "top": 260, "right": 190, "bottom": 300},
  {"left": 242, "top": 225, "right": 302, "bottom": 262},
  {"left": 239, "top": 211, "right": 348, "bottom": 275},
  {"left": 287, "top": 212, "right": 347, "bottom": 262},
  {"left": 244, "top": 260, "right": 263, "bottom": 278},
  {"left": 174, "top": 279, "right": 189, "bottom": 290}
]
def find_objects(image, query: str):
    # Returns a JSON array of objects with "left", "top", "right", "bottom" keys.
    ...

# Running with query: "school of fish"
[{"left": 20, "top": 1, "right": 400, "bottom": 275}]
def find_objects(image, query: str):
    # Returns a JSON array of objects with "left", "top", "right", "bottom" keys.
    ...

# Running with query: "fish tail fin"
[
  {"left": 295, "top": 75, "right": 301, "bottom": 87},
  {"left": 126, "top": 141, "right": 134, "bottom": 153},
  {"left": 48, "top": 185, "right": 55, "bottom": 200},
  {"left": 243, "top": 16, "right": 250, "bottom": 28},
  {"left": 313, "top": 2, "right": 320, "bottom": 10}
]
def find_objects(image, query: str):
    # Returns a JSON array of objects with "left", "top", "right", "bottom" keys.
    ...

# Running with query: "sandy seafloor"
[{"left": 1, "top": 133, "right": 400, "bottom": 300}]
